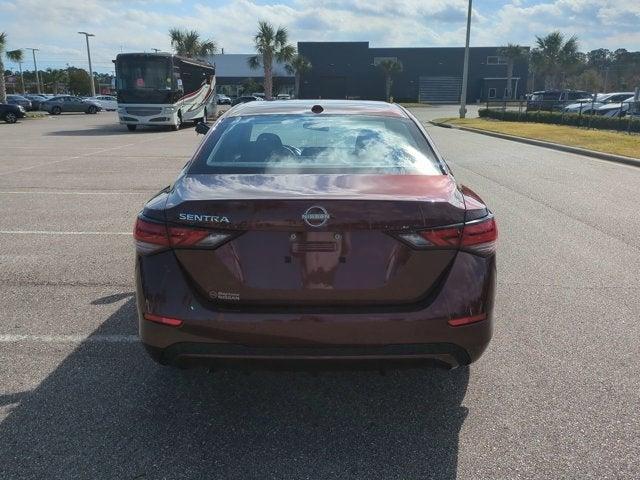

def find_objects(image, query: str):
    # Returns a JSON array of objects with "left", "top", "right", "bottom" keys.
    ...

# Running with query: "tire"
[
  {"left": 4, "top": 112, "right": 17, "bottom": 124},
  {"left": 171, "top": 113, "right": 182, "bottom": 131},
  {"left": 194, "top": 108, "right": 207, "bottom": 125},
  {"left": 126, "top": 124, "right": 137, "bottom": 131},
  {"left": 87, "top": 106, "right": 97, "bottom": 114},
  {"left": 51, "top": 106, "right": 62, "bottom": 115}
]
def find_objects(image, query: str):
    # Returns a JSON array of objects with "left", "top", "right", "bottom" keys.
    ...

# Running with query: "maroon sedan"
[{"left": 134, "top": 100, "right": 497, "bottom": 368}]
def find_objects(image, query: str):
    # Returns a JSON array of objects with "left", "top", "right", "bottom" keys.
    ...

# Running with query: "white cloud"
[{"left": 1, "top": 0, "right": 638, "bottom": 72}]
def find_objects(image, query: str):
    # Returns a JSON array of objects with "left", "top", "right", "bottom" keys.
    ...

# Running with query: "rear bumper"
[
  {"left": 136, "top": 251, "right": 496, "bottom": 368},
  {"left": 144, "top": 341, "right": 474, "bottom": 368}
]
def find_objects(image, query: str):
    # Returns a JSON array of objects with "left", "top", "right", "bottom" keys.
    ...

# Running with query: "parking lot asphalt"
[{"left": 1, "top": 109, "right": 639, "bottom": 479}]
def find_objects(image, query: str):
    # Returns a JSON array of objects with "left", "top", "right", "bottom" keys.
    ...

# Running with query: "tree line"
[
  {"left": 2, "top": 26, "right": 639, "bottom": 104},
  {"left": 499, "top": 32, "right": 640, "bottom": 98},
  {"left": 169, "top": 22, "right": 310, "bottom": 100}
]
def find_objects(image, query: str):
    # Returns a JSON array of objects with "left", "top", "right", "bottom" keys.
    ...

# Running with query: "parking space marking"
[
  {"left": 0, "top": 230, "right": 131, "bottom": 235},
  {"left": 0, "top": 135, "right": 165, "bottom": 176},
  {"left": 0, "top": 334, "right": 138, "bottom": 343},
  {"left": 0, "top": 191, "right": 151, "bottom": 195}
]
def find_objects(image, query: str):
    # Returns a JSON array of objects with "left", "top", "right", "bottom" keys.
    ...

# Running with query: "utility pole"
[
  {"left": 17, "top": 60, "right": 25, "bottom": 94},
  {"left": 459, "top": 0, "right": 473, "bottom": 118},
  {"left": 26, "top": 48, "right": 41, "bottom": 94},
  {"left": 78, "top": 31, "right": 96, "bottom": 97}
]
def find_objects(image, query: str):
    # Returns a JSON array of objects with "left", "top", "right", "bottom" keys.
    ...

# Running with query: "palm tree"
[
  {"left": 377, "top": 59, "right": 403, "bottom": 102},
  {"left": 531, "top": 31, "right": 580, "bottom": 89},
  {"left": 169, "top": 29, "right": 217, "bottom": 60},
  {"left": 285, "top": 55, "right": 311, "bottom": 99},
  {"left": 0, "top": 32, "right": 11, "bottom": 103},
  {"left": 6, "top": 48, "right": 24, "bottom": 94},
  {"left": 248, "top": 21, "right": 296, "bottom": 100},
  {"left": 498, "top": 44, "right": 526, "bottom": 99}
]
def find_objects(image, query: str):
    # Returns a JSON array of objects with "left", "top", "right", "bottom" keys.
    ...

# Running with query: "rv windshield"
[{"left": 116, "top": 55, "right": 175, "bottom": 104}]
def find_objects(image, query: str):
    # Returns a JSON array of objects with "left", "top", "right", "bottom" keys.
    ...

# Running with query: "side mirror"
[{"left": 195, "top": 122, "right": 210, "bottom": 135}]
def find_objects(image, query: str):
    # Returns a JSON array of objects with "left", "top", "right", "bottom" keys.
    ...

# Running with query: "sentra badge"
[{"left": 179, "top": 213, "right": 230, "bottom": 223}]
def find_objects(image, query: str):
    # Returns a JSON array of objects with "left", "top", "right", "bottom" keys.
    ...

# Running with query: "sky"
[{"left": 1, "top": 0, "right": 639, "bottom": 73}]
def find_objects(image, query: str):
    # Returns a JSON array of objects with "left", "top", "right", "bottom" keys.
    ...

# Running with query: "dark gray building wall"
[{"left": 298, "top": 42, "right": 529, "bottom": 102}]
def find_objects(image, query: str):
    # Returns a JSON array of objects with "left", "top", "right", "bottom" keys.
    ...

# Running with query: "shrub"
[{"left": 478, "top": 108, "right": 640, "bottom": 133}]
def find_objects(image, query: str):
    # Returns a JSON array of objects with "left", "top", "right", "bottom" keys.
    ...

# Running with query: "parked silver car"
[
  {"left": 563, "top": 92, "right": 634, "bottom": 114},
  {"left": 596, "top": 96, "right": 638, "bottom": 117},
  {"left": 42, "top": 95, "right": 102, "bottom": 115}
]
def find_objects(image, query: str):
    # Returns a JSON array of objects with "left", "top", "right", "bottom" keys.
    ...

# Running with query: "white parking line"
[
  {"left": 0, "top": 136, "right": 161, "bottom": 176},
  {"left": 0, "top": 230, "right": 131, "bottom": 235},
  {"left": 0, "top": 334, "right": 138, "bottom": 343},
  {"left": 0, "top": 191, "right": 151, "bottom": 195}
]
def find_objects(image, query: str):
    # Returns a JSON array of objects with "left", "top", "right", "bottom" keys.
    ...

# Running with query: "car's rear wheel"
[
  {"left": 87, "top": 106, "right": 97, "bottom": 114},
  {"left": 171, "top": 113, "right": 182, "bottom": 131},
  {"left": 4, "top": 112, "right": 18, "bottom": 124},
  {"left": 51, "top": 106, "right": 62, "bottom": 115},
  {"left": 127, "top": 124, "right": 137, "bottom": 131}
]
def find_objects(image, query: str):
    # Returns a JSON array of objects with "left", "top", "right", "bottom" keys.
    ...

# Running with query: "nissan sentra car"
[{"left": 134, "top": 100, "right": 497, "bottom": 369}]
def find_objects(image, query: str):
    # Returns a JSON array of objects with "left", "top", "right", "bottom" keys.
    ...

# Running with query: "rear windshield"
[{"left": 188, "top": 114, "right": 442, "bottom": 175}]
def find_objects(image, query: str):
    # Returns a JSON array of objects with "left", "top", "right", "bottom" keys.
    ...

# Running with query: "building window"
[
  {"left": 486, "top": 56, "right": 507, "bottom": 65},
  {"left": 488, "top": 88, "right": 497, "bottom": 99}
]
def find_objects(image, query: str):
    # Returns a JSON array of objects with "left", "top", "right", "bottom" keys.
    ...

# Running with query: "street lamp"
[
  {"left": 459, "top": 0, "right": 472, "bottom": 118},
  {"left": 25, "top": 48, "right": 41, "bottom": 94},
  {"left": 78, "top": 31, "right": 96, "bottom": 97}
]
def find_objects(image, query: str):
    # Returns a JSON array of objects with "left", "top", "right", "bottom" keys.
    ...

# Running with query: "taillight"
[
  {"left": 461, "top": 216, "right": 497, "bottom": 255},
  {"left": 395, "top": 215, "right": 497, "bottom": 255},
  {"left": 396, "top": 226, "right": 462, "bottom": 248},
  {"left": 134, "top": 216, "right": 234, "bottom": 254},
  {"left": 134, "top": 217, "right": 169, "bottom": 254}
]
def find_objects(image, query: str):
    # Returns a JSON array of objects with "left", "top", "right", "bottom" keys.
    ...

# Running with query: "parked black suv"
[{"left": 526, "top": 90, "right": 590, "bottom": 112}]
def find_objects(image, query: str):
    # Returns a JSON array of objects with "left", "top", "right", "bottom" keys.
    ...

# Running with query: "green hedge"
[{"left": 478, "top": 108, "right": 640, "bottom": 133}]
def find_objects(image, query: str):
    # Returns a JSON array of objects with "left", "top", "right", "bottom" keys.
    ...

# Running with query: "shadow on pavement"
[
  {"left": 0, "top": 298, "right": 470, "bottom": 480},
  {"left": 90, "top": 292, "right": 134, "bottom": 305},
  {"left": 45, "top": 123, "right": 167, "bottom": 136}
]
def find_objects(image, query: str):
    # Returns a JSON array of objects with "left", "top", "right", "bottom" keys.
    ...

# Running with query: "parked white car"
[
  {"left": 89, "top": 95, "right": 118, "bottom": 111},
  {"left": 563, "top": 92, "right": 634, "bottom": 114},
  {"left": 596, "top": 96, "right": 638, "bottom": 117}
]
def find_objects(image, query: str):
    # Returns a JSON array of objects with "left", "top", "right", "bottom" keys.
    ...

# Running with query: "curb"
[{"left": 428, "top": 121, "right": 640, "bottom": 168}]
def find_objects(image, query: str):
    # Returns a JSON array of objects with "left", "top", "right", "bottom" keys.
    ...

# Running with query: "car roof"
[{"left": 227, "top": 100, "right": 408, "bottom": 118}]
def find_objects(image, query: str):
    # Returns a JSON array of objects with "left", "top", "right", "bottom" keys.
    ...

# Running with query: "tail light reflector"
[
  {"left": 144, "top": 313, "right": 183, "bottom": 327},
  {"left": 396, "top": 216, "right": 497, "bottom": 255},
  {"left": 134, "top": 217, "right": 234, "bottom": 254},
  {"left": 448, "top": 313, "right": 487, "bottom": 327}
]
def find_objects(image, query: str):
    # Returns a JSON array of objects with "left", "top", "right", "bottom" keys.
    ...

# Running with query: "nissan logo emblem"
[{"left": 302, "top": 205, "right": 330, "bottom": 227}]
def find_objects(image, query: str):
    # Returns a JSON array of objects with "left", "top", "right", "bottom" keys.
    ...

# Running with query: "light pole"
[
  {"left": 78, "top": 31, "right": 96, "bottom": 97},
  {"left": 26, "top": 48, "right": 41, "bottom": 94},
  {"left": 17, "top": 59, "right": 25, "bottom": 94},
  {"left": 459, "top": 0, "right": 473, "bottom": 118}
]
